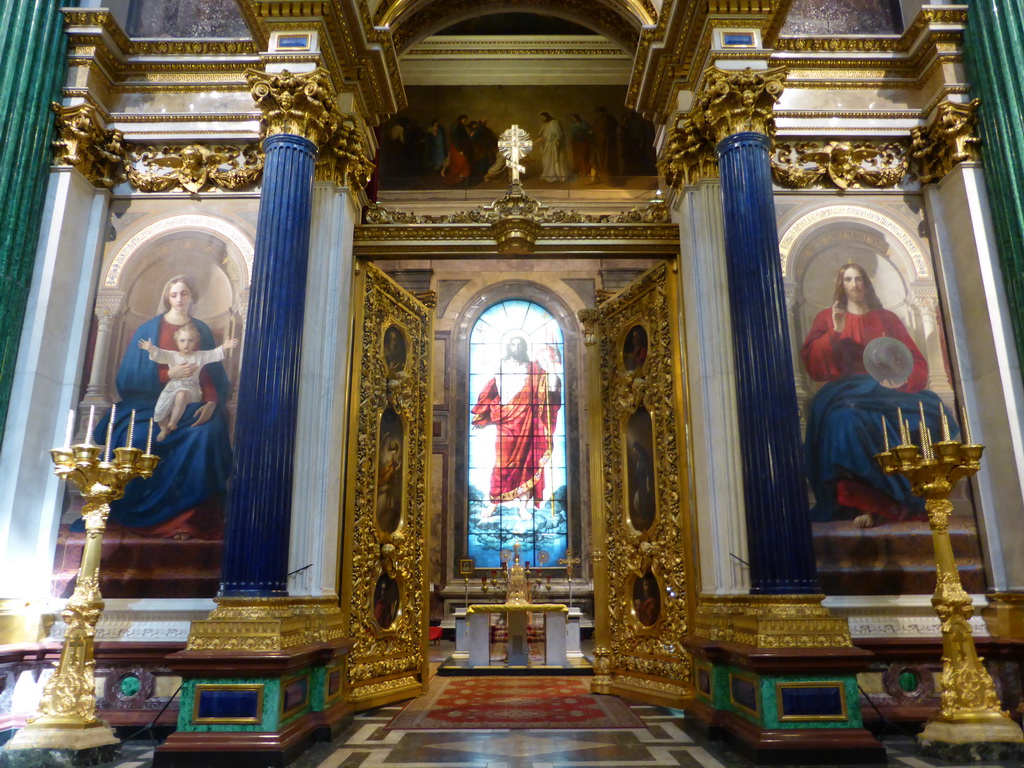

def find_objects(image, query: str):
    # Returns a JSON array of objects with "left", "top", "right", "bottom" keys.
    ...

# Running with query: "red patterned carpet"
[{"left": 387, "top": 676, "right": 644, "bottom": 730}]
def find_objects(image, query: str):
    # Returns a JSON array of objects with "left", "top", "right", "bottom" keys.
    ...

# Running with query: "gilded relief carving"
[
  {"left": 771, "top": 141, "right": 908, "bottom": 189},
  {"left": 343, "top": 263, "right": 432, "bottom": 708},
  {"left": 124, "top": 143, "right": 264, "bottom": 193},
  {"left": 51, "top": 103, "right": 125, "bottom": 189},
  {"left": 593, "top": 263, "right": 693, "bottom": 704},
  {"left": 911, "top": 99, "right": 981, "bottom": 184}
]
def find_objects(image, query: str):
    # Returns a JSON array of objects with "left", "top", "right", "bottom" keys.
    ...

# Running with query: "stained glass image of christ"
[{"left": 468, "top": 300, "right": 568, "bottom": 569}]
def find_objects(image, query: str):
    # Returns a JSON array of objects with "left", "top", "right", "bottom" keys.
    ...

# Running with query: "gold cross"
[
  {"left": 497, "top": 125, "right": 532, "bottom": 184},
  {"left": 558, "top": 550, "right": 581, "bottom": 580}
]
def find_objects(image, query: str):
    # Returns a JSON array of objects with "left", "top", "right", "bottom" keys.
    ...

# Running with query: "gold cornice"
[
  {"left": 243, "top": 1, "right": 404, "bottom": 123},
  {"left": 51, "top": 103, "right": 125, "bottom": 189},
  {"left": 910, "top": 99, "right": 981, "bottom": 184},
  {"left": 247, "top": 67, "right": 339, "bottom": 147}
]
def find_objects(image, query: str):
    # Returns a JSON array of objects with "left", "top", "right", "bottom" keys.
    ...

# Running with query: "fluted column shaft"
[
  {"left": 221, "top": 132, "right": 316, "bottom": 597},
  {"left": 716, "top": 131, "right": 818, "bottom": 594},
  {"left": 0, "top": 0, "right": 67, "bottom": 445}
]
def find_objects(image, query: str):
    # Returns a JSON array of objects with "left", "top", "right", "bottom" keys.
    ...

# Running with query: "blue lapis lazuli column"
[
  {"left": 716, "top": 131, "right": 819, "bottom": 594},
  {"left": 221, "top": 132, "right": 317, "bottom": 597}
]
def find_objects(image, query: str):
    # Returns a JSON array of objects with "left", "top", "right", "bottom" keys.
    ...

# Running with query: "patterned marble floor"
[
  {"left": 93, "top": 640, "right": 1024, "bottom": 768},
  {"left": 106, "top": 705, "right": 1024, "bottom": 768}
]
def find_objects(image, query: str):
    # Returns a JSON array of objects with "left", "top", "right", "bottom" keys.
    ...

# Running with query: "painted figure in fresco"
[
  {"left": 425, "top": 118, "right": 447, "bottom": 174},
  {"left": 589, "top": 107, "right": 619, "bottom": 185},
  {"left": 472, "top": 335, "right": 562, "bottom": 521},
  {"left": 628, "top": 439, "right": 656, "bottom": 532},
  {"left": 373, "top": 574, "right": 398, "bottom": 628},
  {"left": 376, "top": 431, "right": 403, "bottom": 532},
  {"left": 623, "top": 325, "right": 648, "bottom": 371},
  {"left": 139, "top": 323, "right": 238, "bottom": 441},
  {"left": 568, "top": 113, "right": 592, "bottom": 178},
  {"left": 91, "top": 274, "right": 234, "bottom": 539},
  {"left": 633, "top": 572, "right": 660, "bottom": 626},
  {"left": 537, "top": 112, "right": 570, "bottom": 183},
  {"left": 801, "top": 262, "right": 956, "bottom": 528},
  {"left": 443, "top": 114, "right": 472, "bottom": 186}
]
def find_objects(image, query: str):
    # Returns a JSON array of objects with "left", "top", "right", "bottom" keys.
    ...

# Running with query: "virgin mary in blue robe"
[{"left": 89, "top": 314, "right": 233, "bottom": 535}]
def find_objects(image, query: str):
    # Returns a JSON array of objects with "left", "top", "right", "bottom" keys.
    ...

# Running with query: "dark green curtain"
[
  {"left": 964, "top": 0, "right": 1024, "bottom": 368},
  {"left": 0, "top": 2, "right": 69, "bottom": 446}
]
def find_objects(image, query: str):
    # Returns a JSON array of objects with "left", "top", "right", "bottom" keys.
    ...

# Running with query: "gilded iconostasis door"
[
  {"left": 341, "top": 261, "right": 433, "bottom": 709},
  {"left": 586, "top": 261, "right": 695, "bottom": 707}
]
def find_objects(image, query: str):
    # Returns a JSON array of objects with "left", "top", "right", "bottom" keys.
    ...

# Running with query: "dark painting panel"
[
  {"left": 378, "top": 85, "right": 658, "bottom": 192},
  {"left": 625, "top": 406, "right": 656, "bottom": 533},
  {"left": 377, "top": 408, "right": 405, "bottom": 534}
]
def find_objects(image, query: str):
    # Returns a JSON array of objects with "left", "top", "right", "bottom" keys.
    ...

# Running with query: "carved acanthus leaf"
[
  {"left": 911, "top": 99, "right": 981, "bottom": 184},
  {"left": 246, "top": 67, "right": 339, "bottom": 149},
  {"left": 51, "top": 103, "right": 125, "bottom": 189},
  {"left": 691, "top": 66, "right": 787, "bottom": 143}
]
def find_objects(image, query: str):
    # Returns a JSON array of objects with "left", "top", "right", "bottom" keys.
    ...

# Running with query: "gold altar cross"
[
  {"left": 558, "top": 550, "right": 581, "bottom": 580},
  {"left": 497, "top": 125, "right": 532, "bottom": 184}
]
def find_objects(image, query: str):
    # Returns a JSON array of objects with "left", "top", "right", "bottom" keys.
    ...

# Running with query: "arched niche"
[{"left": 87, "top": 213, "right": 254, "bottom": 427}]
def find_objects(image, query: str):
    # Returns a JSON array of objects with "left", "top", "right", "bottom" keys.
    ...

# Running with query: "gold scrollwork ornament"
[
  {"left": 771, "top": 141, "right": 908, "bottom": 190},
  {"left": 125, "top": 143, "right": 264, "bottom": 193},
  {"left": 51, "top": 103, "right": 125, "bottom": 189},
  {"left": 911, "top": 99, "right": 982, "bottom": 184}
]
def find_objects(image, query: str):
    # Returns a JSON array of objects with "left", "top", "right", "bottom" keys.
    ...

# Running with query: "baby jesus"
[{"left": 139, "top": 323, "right": 239, "bottom": 441}]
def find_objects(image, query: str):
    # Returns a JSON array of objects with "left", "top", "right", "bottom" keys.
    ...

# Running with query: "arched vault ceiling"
[{"left": 378, "top": 0, "right": 655, "bottom": 54}]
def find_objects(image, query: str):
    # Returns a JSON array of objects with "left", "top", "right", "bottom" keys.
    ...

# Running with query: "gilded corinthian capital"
[
  {"left": 52, "top": 103, "right": 125, "bottom": 189},
  {"left": 658, "top": 117, "right": 719, "bottom": 190},
  {"left": 692, "top": 66, "right": 787, "bottom": 143},
  {"left": 910, "top": 99, "right": 981, "bottom": 184},
  {"left": 246, "top": 68, "right": 339, "bottom": 149}
]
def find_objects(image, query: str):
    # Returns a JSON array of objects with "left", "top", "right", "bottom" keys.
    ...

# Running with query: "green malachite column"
[
  {"left": 0, "top": 2, "right": 68, "bottom": 445},
  {"left": 964, "top": 0, "right": 1024, "bottom": 366}
]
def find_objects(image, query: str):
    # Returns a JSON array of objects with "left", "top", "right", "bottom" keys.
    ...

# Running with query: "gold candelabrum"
[
  {"left": 9, "top": 407, "right": 159, "bottom": 752},
  {"left": 876, "top": 404, "right": 1023, "bottom": 749}
]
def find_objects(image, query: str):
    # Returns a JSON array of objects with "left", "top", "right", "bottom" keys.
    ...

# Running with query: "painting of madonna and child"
[
  {"left": 52, "top": 246, "right": 243, "bottom": 599},
  {"left": 377, "top": 85, "right": 658, "bottom": 192},
  {"left": 467, "top": 300, "right": 569, "bottom": 571},
  {"left": 787, "top": 221, "right": 984, "bottom": 595}
]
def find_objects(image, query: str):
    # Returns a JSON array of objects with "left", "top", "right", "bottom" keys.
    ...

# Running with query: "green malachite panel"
[
  {"left": 0, "top": 1, "right": 69, "bottom": 445},
  {"left": 964, "top": 0, "right": 1024, "bottom": 368}
]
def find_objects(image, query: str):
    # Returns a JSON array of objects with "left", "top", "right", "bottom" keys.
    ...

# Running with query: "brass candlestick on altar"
[
  {"left": 875, "top": 405, "right": 1023, "bottom": 758},
  {"left": 6, "top": 408, "right": 159, "bottom": 757},
  {"left": 558, "top": 550, "right": 581, "bottom": 607}
]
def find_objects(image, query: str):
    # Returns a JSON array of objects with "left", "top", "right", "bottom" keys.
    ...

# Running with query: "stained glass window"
[{"left": 468, "top": 300, "right": 568, "bottom": 569}]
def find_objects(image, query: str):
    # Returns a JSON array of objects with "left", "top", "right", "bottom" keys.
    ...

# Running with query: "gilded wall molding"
[
  {"left": 51, "top": 103, "right": 125, "bottom": 189},
  {"left": 363, "top": 195, "right": 670, "bottom": 226},
  {"left": 771, "top": 141, "right": 908, "bottom": 190},
  {"left": 910, "top": 99, "right": 981, "bottom": 184},
  {"left": 124, "top": 143, "right": 264, "bottom": 193}
]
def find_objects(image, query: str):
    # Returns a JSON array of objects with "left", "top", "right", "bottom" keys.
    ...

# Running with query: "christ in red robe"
[{"left": 471, "top": 336, "right": 562, "bottom": 519}]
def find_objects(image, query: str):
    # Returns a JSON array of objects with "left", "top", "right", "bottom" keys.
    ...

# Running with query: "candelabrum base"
[
  {"left": 2, "top": 724, "right": 119, "bottom": 767},
  {"left": 918, "top": 718, "right": 1024, "bottom": 762}
]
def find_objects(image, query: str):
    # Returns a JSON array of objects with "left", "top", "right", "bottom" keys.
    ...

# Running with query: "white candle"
[
  {"left": 64, "top": 409, "right": 75, "bottom": 450},
  {"left": 127, "top": 409, "right": 136, "bottom": 448},
  {"left": 146, "top": 418, "right": 154, "bottom": 454},
  {"left": 961, "top": 406, "right": 972, "bottom": 445},
  {"left": 85, "top": 405, "right": 96, "bottom": 446},
  {"left": 104, "top": 403, "right": 116, "bottom": 461},
  {"left": 882, "top": 415, "right": 889, "bottom": 452}
]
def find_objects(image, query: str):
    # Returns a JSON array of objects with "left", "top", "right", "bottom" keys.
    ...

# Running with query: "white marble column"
[
  {"left": 923, "top": 162, "right": 1024, "bottom": 591},
  {"left": 0, "top": 167, "right": 110, "bottom": 601},
  {"left": 287, "top": 182, "right": 359, "bottom": 597},
  {"left": 673, "top": 179, "right": 750, "bottom": 594},
  {"left": 82, "top": 293, "right": 124, "bottom": 404}
]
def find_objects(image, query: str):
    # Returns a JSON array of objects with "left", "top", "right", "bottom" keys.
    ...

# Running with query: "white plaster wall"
[
  {"left": 924, "top": 163, "right": 1024, "bottom": 592},
  {"left": 0, "top": 168, "right": 109, "bottom": 600}
]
